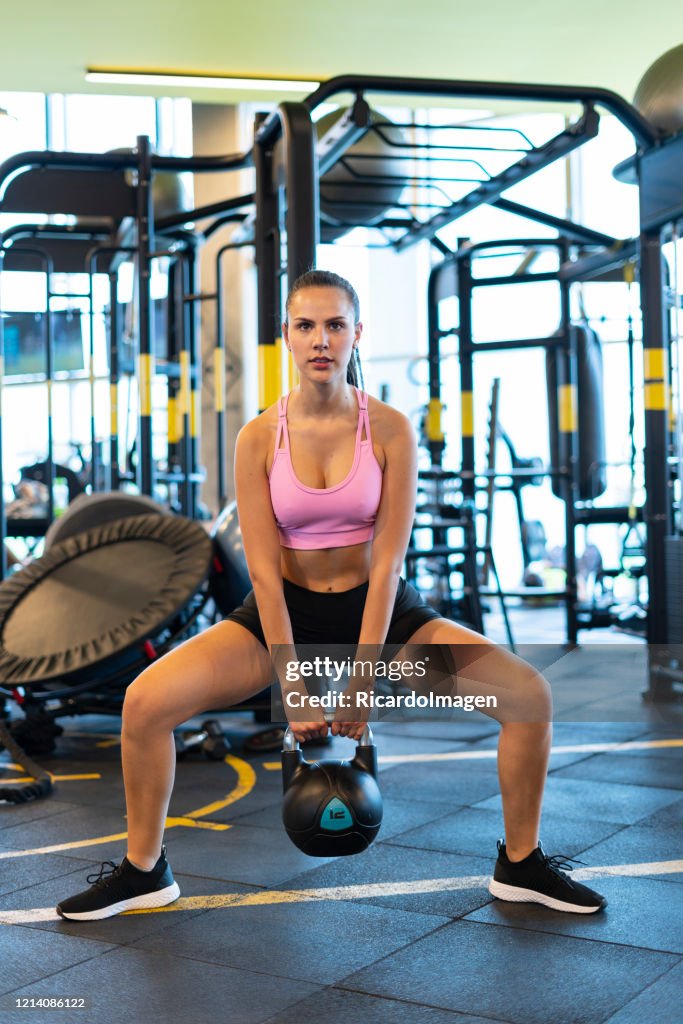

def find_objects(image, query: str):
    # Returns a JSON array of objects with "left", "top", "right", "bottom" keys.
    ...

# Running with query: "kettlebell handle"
[{"left": 282, "top": 720, "right": 374, "bottom": 751}]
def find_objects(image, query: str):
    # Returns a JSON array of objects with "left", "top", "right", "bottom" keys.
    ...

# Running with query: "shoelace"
[
  {"left": 543, "top": 852, "right": 586, "bottom": 880},
  {"left": 86, "top": 861, "right": 121, "bottom": 888}
]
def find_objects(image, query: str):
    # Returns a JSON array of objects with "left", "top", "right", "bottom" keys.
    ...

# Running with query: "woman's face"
[{"left": 284, "top": 286, "right": 362, "bottom": 383}]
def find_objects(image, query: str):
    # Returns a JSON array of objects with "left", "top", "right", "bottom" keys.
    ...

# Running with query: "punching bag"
[{"left": 547, "top": 323, "right": 607, "bottom": 501}]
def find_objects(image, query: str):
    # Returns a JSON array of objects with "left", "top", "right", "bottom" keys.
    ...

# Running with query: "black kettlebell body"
[{"left": 281, "top": 727, "right": 382, "bottom": 856}]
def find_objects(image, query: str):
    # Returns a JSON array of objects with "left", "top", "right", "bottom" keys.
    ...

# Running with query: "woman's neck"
[{"left": 293, "top": 382, "right": 356, "bottom": 419}]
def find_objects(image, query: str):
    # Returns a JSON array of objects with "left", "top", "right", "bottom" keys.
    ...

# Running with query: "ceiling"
[{"left": 3, "top": 0, "right": 681, "bottom": 111}]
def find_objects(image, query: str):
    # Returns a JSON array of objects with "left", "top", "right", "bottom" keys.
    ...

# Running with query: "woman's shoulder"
[
  {"left": 366, "top": 392, "right": 413, "bottom": 442},
  {"left": 237, "top": 403, "right": 279, "bottom": 451}
]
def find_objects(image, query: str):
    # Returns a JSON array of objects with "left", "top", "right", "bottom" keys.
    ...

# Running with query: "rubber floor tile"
[
  {"left": 277, "top": 843, "right": 495, "bottom": 919},
  {"left": 603, "top": 959, "right": 683, "bottom": 1023},
  {"left": 377, "top": 762, "right": 501, "bottom": 806},
  {"left": 383, "top": 805, "right": 624, "bottom": 859},
  {"left": 473, "top": 775, "right": 682, "bottom": 825},
  {"left": 0, "top": 805, "right": 129, "bottom": 851},
  {"left": 0, "top": 924, "right": 115, "bottom": 996},
  {"left": 1, "top": 945, "right": 320, "bottom": 1024},
  {"left": 637, "top": 797, "right": 683, "bottom": 829},
  {"left": 261, "top": 987, "right": 510, "bottom": 1024},
  {"left": 467, "top": 875, "right": 683, "bottom": 953},
  {"left": 0, "top": 851, "right": 96, "bottom": 899},
  {"left": 576, "top": 825, "right": 683, "bottom": 882},
  {"left": 132, "top": 898, "right": 448, "bottom": 986},
  {"left": 551, "top": 753, "right": 683, "bottom": 790},
  {"left": 0, "top": 799, "right": 78, "bottom": 832},
  {"left": 158, "top": 820, "right": 342, "bottom": 887},
  {"left": 338, "top": 918, "right": 679, "bottom": 1024}
]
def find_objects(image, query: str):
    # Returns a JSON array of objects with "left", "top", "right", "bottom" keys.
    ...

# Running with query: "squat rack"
[{"left": 250, "top": 72, "right": 682, "bottom": 699}]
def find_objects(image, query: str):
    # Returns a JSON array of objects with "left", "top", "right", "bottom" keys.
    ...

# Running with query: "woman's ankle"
[{"left": 126, "top": 852, "right": 158, "bottom": 872}]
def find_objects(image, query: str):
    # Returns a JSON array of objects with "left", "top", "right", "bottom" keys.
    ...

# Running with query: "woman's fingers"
[{"left": 290, "top": 721, "right": 329, "bottom": 743}]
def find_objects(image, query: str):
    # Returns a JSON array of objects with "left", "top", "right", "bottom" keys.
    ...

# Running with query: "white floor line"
[
  {"left": 378, "top": 738, "right": 683, "bottom": 764},
  {"left": 5, "top": 858, "right": 682, "bottom": 925}
]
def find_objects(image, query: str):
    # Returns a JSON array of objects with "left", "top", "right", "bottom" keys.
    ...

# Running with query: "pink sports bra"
[{"left": 268, "top": 386, "right": 383, "bottom": 550}]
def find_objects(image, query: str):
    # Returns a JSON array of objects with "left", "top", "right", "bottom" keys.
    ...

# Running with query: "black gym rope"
[{"left": 0, "top": 717, "right": 53, "bottom": 803}]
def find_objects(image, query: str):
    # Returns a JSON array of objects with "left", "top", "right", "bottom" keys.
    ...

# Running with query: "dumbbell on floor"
[{"left": 174, "top": 720, "right": 230, "bottom": 760}]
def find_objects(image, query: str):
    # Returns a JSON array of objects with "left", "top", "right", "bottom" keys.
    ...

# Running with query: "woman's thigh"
[
  {"left": 388, "top": 617, "right": 551, "bottom": 724},
  {"left": 124, "top": 620, "right": 275, "bottom": 729}
]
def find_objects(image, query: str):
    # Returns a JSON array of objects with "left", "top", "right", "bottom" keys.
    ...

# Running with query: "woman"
[{"left": 56, "top": 270, "right": 606, "bottom": 920}]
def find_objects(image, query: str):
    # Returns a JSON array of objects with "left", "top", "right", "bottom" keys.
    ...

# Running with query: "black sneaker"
[
  {"left": 489, "top": 839, "right": 607, "bottom": 914},
  {"left": 56, "top": 847, "right": 180, "bottom": 921}
]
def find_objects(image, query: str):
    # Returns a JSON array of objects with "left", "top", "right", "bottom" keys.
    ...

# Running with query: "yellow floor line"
[
  {"left": 0, "top": 773, "right": 101, "bottom": 784},
  {"left": 183, "top": 755, "right": 257, "bottom": 818},
  {"left": 262, "top": 736, "right": 683, "bottom": 770},
  {"left": 3, "top": 858, "right": 682, "bottom": 925},
  {"left": 0, "top": 754, "right": 255, "bottom": 859}
]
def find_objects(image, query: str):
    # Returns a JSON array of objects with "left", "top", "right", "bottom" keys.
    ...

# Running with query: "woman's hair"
[{"left": 285, "top": 269, "right": 365, "bottom": 389}]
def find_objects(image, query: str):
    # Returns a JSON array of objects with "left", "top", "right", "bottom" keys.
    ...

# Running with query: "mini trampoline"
[
  {"left": 0, "top": 513, "right": 212, "bottom": 695},
  {"left": 44, "top": 491, "right": 165, "bottom": 550}
]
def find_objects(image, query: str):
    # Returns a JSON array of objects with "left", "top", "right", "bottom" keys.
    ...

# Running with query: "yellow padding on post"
[
  {"left": 279, "top": 336, "right": 295, "bottom": 390},
  {"left": 191, "top": 389, "right": 200, "bottom": 439},
  {"left": 110, "top": 383, "right": 118, "bottom": 436},
  {"left": 426, "top": 398, "right": 444, "bottom": 442},
  {"left": 644, "top": 349, "right": 665, "bottom": 380},
  {"left": 179, "top": 350, "right": 190, "bottom": 415},
  {"left": 214, "top": 348, "right": 225, "bottom": 412},
  {"left": 558, "top": 384, "right": 577, "bottom": 433},
  {"left": 645, "top": 383, "right": 668, "bottom": 411},
  {"left": 461, "top": 392, "right": 473, "bottom": 438},
  {"left": 139, "top": 354, "right": 153, "bottom": 417},
  {"left": 259, "top": 343, "right": 281, "bottom": 411},
  {"left": 167, "top": 396, "right": 180, "bottom": 444}
]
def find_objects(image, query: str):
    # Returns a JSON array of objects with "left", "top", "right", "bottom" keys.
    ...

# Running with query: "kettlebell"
[{"left": 281, "top": 721, "right": 383, "bottom": 856}]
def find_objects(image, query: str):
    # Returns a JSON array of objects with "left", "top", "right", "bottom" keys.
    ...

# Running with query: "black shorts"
[{"left": 224, "top": 576, "right": 442, "bottom": 650}]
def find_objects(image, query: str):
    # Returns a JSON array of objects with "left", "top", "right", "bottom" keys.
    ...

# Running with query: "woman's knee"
[
  {"left": 122, "top": 668, "right": 178, "bottom": 735},
  {"left": 505, "top": 664, "right": 553, "bottom": 723}
]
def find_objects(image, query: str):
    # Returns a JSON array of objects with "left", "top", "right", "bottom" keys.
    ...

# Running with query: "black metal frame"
[{"left": 250, "top": 72, "right": 678, "bottom": 696}]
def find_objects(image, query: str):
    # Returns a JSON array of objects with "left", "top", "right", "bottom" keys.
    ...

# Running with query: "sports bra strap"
[
  {"left": 356, "top": 389, "right": 370, "bottom": 442},
  {"left": 274, "top": 395, "right": 290, "bottom": 452}
]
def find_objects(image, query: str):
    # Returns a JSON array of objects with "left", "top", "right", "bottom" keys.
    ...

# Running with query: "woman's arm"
[
  {"left": 336, "top": 409, "right": 418, "bottom": 735},
  {"left": 234, "top": 419, "right": 324, "bottom": 736},
  {"left": 234, "top": 418, "right": 292, "bottom": 653},
  {"left": 358, "top": 408, "right": 418, "bottom": 647}
]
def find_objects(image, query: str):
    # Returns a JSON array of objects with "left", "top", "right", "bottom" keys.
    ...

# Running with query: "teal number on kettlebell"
[
  {"left": 281, "top": 723, "right": 383, "bottom": 857},
  {"left": 322, "top": 797, "right": 353, "bottom": 831}
]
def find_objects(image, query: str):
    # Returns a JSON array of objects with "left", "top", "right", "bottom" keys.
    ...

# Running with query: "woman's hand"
[
  {"left": 330, "top": 702, "right": 370, "bottom": 741},
  {"left": 288, "top": 720, "right": 329, "bottom": 744}
]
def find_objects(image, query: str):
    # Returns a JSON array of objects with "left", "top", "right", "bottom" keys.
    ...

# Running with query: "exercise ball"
[
  {"left": 317, "top": 108, "right": 408, "bottom": 231},
  {"left": 209, "top": 500, "right": 252, "bottom": 615},
  {"left": 634, "top": 44, "right": 683, "bottom": 135},
  {"left": 281, "top": 725, "right": 383, "bottom": 856}
]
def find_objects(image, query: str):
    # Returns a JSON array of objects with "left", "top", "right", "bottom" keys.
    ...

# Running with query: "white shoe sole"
[
  {"left": 488, "top": 879, "right": 605, "bottom": 914},
  {"left": 57, "top": 882, "right": 181, "bottom": 921}
]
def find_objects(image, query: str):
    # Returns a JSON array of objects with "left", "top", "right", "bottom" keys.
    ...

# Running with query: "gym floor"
[{"left": 1, "top": 614, "right": 682, "bottom": 1024}]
